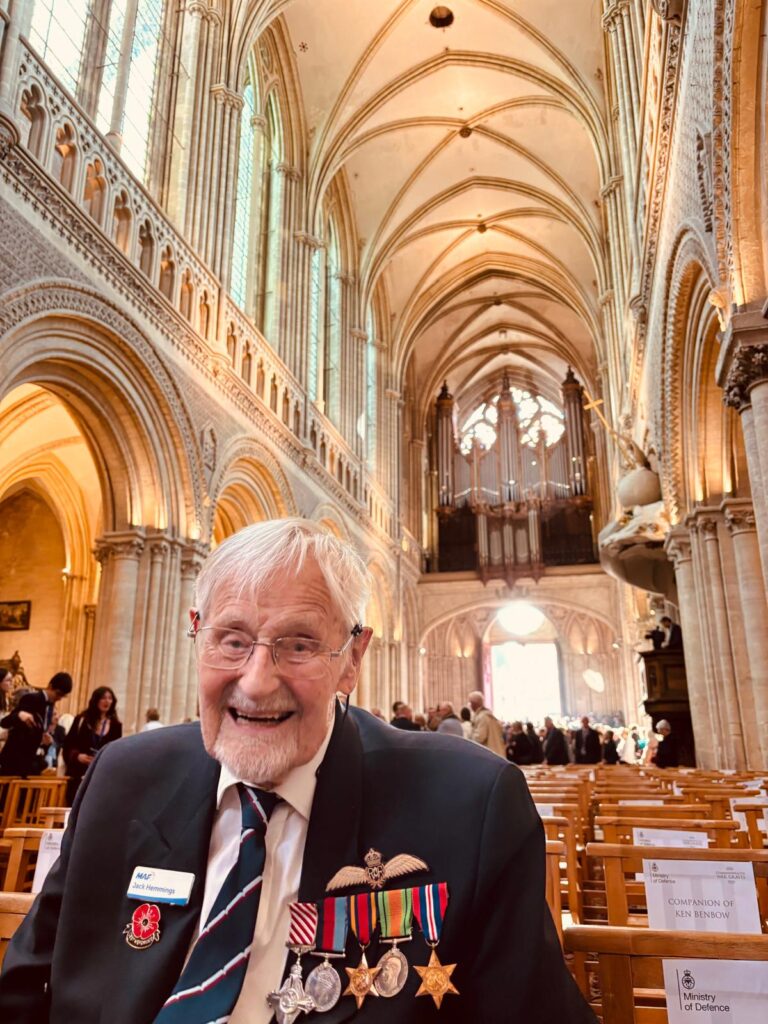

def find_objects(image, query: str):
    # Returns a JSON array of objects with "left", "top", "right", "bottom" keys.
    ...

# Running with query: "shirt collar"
[{"left": 215, "top": 711, "right": 336, "bottom": 820}]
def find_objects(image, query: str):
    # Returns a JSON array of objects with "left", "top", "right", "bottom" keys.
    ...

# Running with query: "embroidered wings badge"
[{"left": 325, "top": 848, "right": 429, "bottom": 892}]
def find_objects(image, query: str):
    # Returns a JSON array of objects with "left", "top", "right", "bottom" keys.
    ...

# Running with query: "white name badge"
[
  {"left": 663, "top": 959, "right": 768, "bottom": 1023},
  {"left": 127, "top": 866, "right": 195, "bottom": 905},
  {"left": 644, "top": 859, "right": 762, "bottom": 934}
]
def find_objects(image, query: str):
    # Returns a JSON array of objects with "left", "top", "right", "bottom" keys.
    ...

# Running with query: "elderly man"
[
  {"left": 1, "top": 520, "right": 595, "bottom": 1023},
  {"left": 466, "top": 690, "right": 506, "bottom": 757},
  {"left": 435, "top": 701, "right": 464, "bottom": 737}
]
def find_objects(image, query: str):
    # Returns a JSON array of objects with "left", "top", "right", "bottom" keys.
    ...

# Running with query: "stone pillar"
[
  {"left": 664, "top": 527, "right": 716, "bottom": 767},
  {"left": 0, "top": 0, "right": 34, "bottom": 133},
  {"left": 724, "top": 503, "right": 768, "bottom": 767},
  {"left": 105, "top": 0, "right": 140, "bottom": 151},
  {"left": 692, "top": 512, "right": 747, "bottom": 768},
  {"left": 171, "top": 543, "right": 207, "bottom": 722},
  {"left": 139, "top": 537, "right": 171, "bottom": 714},
  {"left": 91, "top": 530, "right": 145, "bottom": 726},
  {"left": 719, "top": 312, "right": 768, "bottom": 593},
  {"left": 602, "top": 1, "right": 637, "bottom": 217}
]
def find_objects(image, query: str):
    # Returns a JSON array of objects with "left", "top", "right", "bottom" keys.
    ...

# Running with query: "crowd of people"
[{"left": 372, "top": 697, "right": 679, "bottom": 769}]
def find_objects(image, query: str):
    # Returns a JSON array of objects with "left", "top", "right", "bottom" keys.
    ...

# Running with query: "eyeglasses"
[{"left": 188, "top": 621, "right": 363, "bottom": 677}]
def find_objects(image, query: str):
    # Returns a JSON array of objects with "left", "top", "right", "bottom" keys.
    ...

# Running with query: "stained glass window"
[{"left": 231, "top": 82, "right": 255, "bottom": 310}]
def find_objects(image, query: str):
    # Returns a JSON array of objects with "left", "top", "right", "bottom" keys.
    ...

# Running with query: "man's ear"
[{"left": 337, "top": 627, "right": 373, "bottom": 696}]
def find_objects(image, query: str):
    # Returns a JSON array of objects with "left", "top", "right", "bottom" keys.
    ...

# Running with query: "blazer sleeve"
[
  {"left": 0, "top": 744, "right": 99, "bottom": 1020},
  {"left": 460, "top": 766, "right": 596, "bottom": 1022},
  {"left": 0, "top": 692, "right": 42, "bottom": 730}
]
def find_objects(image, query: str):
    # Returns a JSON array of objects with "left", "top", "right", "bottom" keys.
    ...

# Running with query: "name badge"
[{"left": 127, "top": 866, "right": 195, "bottom": 905}]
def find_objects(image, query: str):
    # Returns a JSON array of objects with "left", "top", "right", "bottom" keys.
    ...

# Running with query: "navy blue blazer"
[{"left": 0, "top": 706, "right": 596, "bottom": 1023}]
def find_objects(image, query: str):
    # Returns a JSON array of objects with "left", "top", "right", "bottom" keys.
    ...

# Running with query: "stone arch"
[
  {"left": 0, "top": 282, "right": 203, "bottom": 537},
  {"left": 209, "top": 438, "right": 296, "bottom": 545},
  {"left": 309, "top": 502, "right": 349, "bottom": 541},
  {"left": 660, "top": 231, "right": 718, "bottom": 522}
]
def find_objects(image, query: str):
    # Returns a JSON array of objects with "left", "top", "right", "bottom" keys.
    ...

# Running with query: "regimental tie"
[{"left": 153, "top": 783, "right": 280, "bottom": 1024}]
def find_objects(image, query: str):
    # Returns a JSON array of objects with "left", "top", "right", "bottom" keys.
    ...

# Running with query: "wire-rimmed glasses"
[{"left": 188, "top": 621, "right": 363, "bottom": 678}]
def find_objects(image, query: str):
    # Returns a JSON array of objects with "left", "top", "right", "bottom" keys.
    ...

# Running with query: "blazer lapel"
[{"left": 101, "top": 745, "right": 220, "bottom": 1024}]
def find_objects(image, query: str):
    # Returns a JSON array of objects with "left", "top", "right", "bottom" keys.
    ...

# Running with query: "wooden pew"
[
  {"left": 0, "top": 827, "right": 44, "bottom": 892},
  {"left": 586, "top": 843, "right": 768, "bottom": 928},
  {"left": 0, "top": 891, "right": 35, "bottom": 969},
  {"left": 542, "top": 815, "right": 583, "bottom": 923},
  {"left": 595, "top": 816, "right": 745, "bottom": 850},
  {"left": 545, "top": 839, "right": 565, "bottom": 941},
  {"left": 564, "top": 925, "right": 768, "bottom": 1023},
  {"left": 0, "top": 779, "right": 67, "bottom": 831}
]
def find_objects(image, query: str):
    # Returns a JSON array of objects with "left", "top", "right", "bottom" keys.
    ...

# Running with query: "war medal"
[
  {"left": 374, "top": 887, "right": 413, "bottom": 997},
  {"left": 343, "top": 892, "right": 380, "bottom": 1008},
  {"left": 326, "top": 847, "right": 428, "bottom": 891},
  {"left": 305, "top": 896, "right": 347, "bottom": 1012},
  {"left": 412, "top": 882, "right": 459, "bottom": 1009},
  {"left": 124, "top": 903, "right": 161, "bottom": 949},
  {"left": 266, "top": 902, "right": 318, "bottom": 1024}
]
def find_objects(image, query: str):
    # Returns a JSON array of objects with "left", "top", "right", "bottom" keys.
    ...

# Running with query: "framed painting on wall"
[{"left": 0, "top": 601, "right": 32, "bottom": 631}]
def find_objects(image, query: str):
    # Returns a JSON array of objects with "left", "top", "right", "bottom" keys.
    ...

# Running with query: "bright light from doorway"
[
  {"left": 491, "top": 641, "right": 561, "bottom": 723},
  {"left": 497, "top": 601, "right": 545, "bottom": 636}
]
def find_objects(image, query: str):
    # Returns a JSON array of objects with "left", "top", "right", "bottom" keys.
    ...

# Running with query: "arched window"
[
  {"left": 242, "top": 348, "right": 252, "bottom": 385},
  {"left": 365, "top": 307, "right": 378, "bottom": 469},
  {"left": 30, "top": 1, "right": 89, "bottom": 97},
  {"left": 199, "top": 290, "right": 211, "bottom": 338},
  {"left": 113, "top": 190, "right": 132, "bottom": 253},
  {"left": 20, "top": 85, "right": 46, "bottom": 158},
  {"left": 83, "top": 159, "right": 106, "bottom": 224},
  {"left": 231, "top": 81, "right": 255, "bottom": 310},
  {"left": 308, "top": 244, "right": 323, "bottom": 402},
  {"left": 259, "top": 91, "right": 285, "bottom": 340},
  {"left": 138, "top": 220, "right": 155, "bottom": 278},
  {"left": 323, "top": 217, "right": 342, "bottom": 424},
  {"left": 179, "top": 269, "right": 193, "bottom": 319},
  {"left": 226, "top": 325, "right": 237, "bottom": 365},
  {"left": 95, "top": 0, "right": 164, "bottom": 183},
  {"left": 159, "top": 246, "right": 175, "bottom": 301},
  {"left": 52, "top": 124, "right": 77, "bottom": 192}
]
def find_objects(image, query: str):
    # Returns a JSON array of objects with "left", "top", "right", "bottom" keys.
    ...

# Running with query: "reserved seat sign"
[
  {"left": 643, "top": 860, "right": 762, "bottom": 934},
  {"left": 663, "top": 959, "right": 768, "bottom": 1022}
]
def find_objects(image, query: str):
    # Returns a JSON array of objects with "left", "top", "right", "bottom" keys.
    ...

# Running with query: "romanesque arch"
[{"left": 210, "top": 438, "right": 296, "bottom": 545}]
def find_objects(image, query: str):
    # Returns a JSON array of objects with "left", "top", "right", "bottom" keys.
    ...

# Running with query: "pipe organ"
[{"left": 433, "top": 370, "right": 596, "bottom": 580}]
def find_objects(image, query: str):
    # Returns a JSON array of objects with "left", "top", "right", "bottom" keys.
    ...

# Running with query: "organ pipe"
[
  {"left": 497, "top": 370, "right": 521, "bottom": 502},
  {"left": 436, "top": 381, "right": 455, "bottom": 506},
  {"left": 562, "top": 367, "right": 588, "bottom": 497}
]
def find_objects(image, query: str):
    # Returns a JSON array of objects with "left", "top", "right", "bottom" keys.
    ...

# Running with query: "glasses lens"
[
  {"left": 198, "top": 627, "right": 253, "bottom": 668},
  {"left": 274, "top": 637, "right": 324, "bottom": 664}
]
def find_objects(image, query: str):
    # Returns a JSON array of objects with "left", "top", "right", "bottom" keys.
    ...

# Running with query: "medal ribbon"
[
  {"left": 317, "top": 896, "right": 349, "bottom": 954},
  {"left": 349, "top": 892, "right": 377, "bottom": 946},
  {"left": 288, "top": 901, "right": 318, "bottom": 948},
  {"left": 411, "top": 882, "right": 449, "bottom": 944},
  {"left": 376, "top": 887, "right": 413, "bottom": 940}
]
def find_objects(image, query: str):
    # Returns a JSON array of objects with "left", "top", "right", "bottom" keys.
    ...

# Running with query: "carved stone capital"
[
  {"left": 94, "top": 531, "right": 146, "bottom": 563},
  {"left": 723, "top": 342, "right": 768, "bottom": 410},
  {"left": 696, "top": 516, "right": 719, "bottom": 539},
  {"left": 600, "top": 175, "right": 622, "bottom": 199},
  {"left": 724, "top": 505, "right": 756, "bottom": 536},
  {"left": 149, "top": 539, "right": 171, "bottom": 562},
  {"left": 664, "top": 527, "right": 692, "bottom": 567},
  {"left": 351, "top": 328, "right": 368, "bottom": 341},
  {"left": 294, "top": 231, "right": 325, "bottom": 250},
  {"left": 601, "top": 1, "right": 629, "bottom": 32},
  {"left": 0, "top": 119, "right": 19, "bottom": 160},
  {"left": 211, "top": 84, "right": 243, "bottom": 110},
  {"left": 652, "top": 0, "right": 687, "bottom": 22},
  {"left": 275, "top": 162, "right": 301, "bottom": 181},
  {"left": 181, "top": 541, "right": 209, "bottom": 579}
]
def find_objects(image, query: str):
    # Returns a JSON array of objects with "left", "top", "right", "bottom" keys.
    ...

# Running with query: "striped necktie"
[{"left": 154, "top": 783, "right": 280, "bottom": 1024}]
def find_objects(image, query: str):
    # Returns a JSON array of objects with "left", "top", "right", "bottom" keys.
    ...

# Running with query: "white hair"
[{"left": 195, "top": 518, "right": 370, "bottom": 626}]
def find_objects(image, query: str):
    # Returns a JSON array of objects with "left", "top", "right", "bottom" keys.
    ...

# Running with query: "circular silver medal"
[
  {"left": 374, "top": 946, "right": 409, "bottom": 998},
  {"left": 305, "top": 960, "right": 342, "bottom": 1012}
]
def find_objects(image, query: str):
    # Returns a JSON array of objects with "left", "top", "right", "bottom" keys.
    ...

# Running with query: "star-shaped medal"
[
  {"left": 414, "top": 949, "right": 459, "bottom": 1008},
  {"left": 343, "top": 950, "right": 381, "bottom": 1009}
]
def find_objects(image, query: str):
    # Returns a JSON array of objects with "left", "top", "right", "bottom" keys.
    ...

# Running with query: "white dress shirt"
[{"left": 193, "top": 720, "right": 334, "bottom": 1024}]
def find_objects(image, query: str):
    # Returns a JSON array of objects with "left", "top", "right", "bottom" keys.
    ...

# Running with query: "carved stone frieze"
[{"left": 712, "top": 0, "right": 736, "bottom": 297}]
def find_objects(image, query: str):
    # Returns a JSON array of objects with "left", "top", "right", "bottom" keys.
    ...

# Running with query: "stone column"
[
  {"left": 602, "top": 1, "right": 637, "bottom": 215},
  {"left": 138, "top": 537, "right": 171, "bottom": 715},
  {"left": 105, "top": 0, "right": 140, "bottom": 152},
  {"left": 0, "top": 0, "right": 34, "bottom": 133},
  {"left": 91, "top": 530, "right": 145, "bottom": 727},
  {"left": 171, "top": 542, "right": 207, "bottom": 722},
  {"left": 693, "top": 513, "right": 747, "bottom": 768},
  {"left": 719, "top": 313, "right": 768, "bottom": 593},
  {"left": 664, "top": 527, "right": 715, "bottom": 767},
  {"left": 724, "top": 503, "right": 768, "bottom": 767}
]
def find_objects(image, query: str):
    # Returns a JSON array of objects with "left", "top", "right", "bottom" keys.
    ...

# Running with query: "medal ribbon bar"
[
  {"left": 377, "top": 887, "right": 413, "bottom": 941},
  {"left": 411, "top": 882, "right": 448, "bottom": 944},
  {"left": 288, "top": 901, "right": 318, "bottom": 950},
  {"left": 316, "top": 896, "right": 348, "bottom": 955},
  {"left": 349, "top": 891, "right": 377, "bottom": 947}
]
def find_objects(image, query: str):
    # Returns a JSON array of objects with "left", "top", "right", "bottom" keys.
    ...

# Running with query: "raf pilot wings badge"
[{"left": 325, "top": 848, "right": 429, "bottom": 892}]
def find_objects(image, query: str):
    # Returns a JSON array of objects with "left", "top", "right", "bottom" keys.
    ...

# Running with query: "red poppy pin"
[{"left": 125, "top": 903, "right": 161, "bottom": 949}]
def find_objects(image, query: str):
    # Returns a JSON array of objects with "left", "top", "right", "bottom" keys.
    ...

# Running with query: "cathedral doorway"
[{"left": 488, "top": 603, "right": 562, "bottom": 723}]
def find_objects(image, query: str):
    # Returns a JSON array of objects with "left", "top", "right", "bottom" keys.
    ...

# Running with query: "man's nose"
[{"left": 236, "top": 642, "right": 281, "bottom": 697}]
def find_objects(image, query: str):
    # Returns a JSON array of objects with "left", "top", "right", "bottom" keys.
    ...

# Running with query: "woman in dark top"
[
  {"left": 64, "top": 686, "right": 122, "bottom": 803},
  {"left": 601, "top": 729, "right": 620, "bottom": 764},
  {"left": 525, "top": 722, "right": 544, "bottom": 764},
  {"left": 506, "top": 721, "right": 534, "bottom": 765}
]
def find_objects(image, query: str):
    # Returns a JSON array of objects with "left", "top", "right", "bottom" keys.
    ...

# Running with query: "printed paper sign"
[
  {"left": 663, "top": 959, "right": 768, "bottom": 1022},
  {"left": 32, "top": 830, "right": 63, "bottom": 893},
  {"left": 619, "top": 799, "right": 664, "bottom": 806},
  {"left": 644, "top": 859, "right": 761, "bottom": 933},
  {"left": 633, "top": 828, "right": 708, "bottom": 882},
  {"left": 730, "top": 797, "right": 768, "bottom": 834},
  {"left": 535, "top": 804, "right": 555, "bottom": 818}
]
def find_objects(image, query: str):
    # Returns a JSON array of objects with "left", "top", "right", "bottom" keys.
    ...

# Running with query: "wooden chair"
[
  {"left": 564, "top": 925, "right": 768, "bottom": 1023},
  {"left": 0, "top": 827, "right": 44, "bottom": 892},
  {"left": 596, "top": 803, "right": 712, "bottom": 821},
  {"left": 586, "top": 842, "right": 768, "bottom": 928},
  {"left": 36, "top": 806, "right": 69, "bottom": 829},
  {"left": 545, "top": 839, "right": 564, "bottom": 941},
  {"left": 0, "top": 779, "right": 67, "bottom": 831},
  {"left": 0, "top": 891, "right": 35, "bottom": 969},
  {"left": 595, "top": 816, "right": 746, "bottom": 850},
  {"left": 730, "top": 803, "right": 768, "bottom": 851},
  {"left": 542, "top": 815, "right": 583, "bottom": 923}
]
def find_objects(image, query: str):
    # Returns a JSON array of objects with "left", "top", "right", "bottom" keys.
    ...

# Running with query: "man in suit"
[
  {"left": 573, "top": 716, "right": 601, "bottom": 764},
  {"left": 0, "top": 672, "right": 72, "bottom": 776},
  {"left": 660, "top": 616, "right": 683, "bottom": 650},
  {"left": 0, "top": 519, "right": 595, "bottom": 1023},
  {"left": 542, "top": 716, "right": 570, "bottom": 765}
]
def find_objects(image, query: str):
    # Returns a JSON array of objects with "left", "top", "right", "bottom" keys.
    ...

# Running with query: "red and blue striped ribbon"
[
  {"left": 317, "top": 896, "right": 348, "bottom": 954},
  {"left": 349, "top": 891, "right": 377, "bottom": 946},
  {"left": 411, "top": 882, "right": 449, "bottom": 944}
]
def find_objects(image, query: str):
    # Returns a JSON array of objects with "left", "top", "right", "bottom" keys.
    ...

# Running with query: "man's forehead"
[{"left": 205, "top": 568, "right": 339, "bottom": 618}]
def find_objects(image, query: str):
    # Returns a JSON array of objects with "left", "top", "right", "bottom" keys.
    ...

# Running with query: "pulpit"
[{"left": 639, "top": 648, "right": 696, "bottom": 765}]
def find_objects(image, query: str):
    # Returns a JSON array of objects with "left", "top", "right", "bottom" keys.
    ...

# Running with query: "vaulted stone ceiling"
[{"left": 267, "top": 0, "right": 609, "bottom": 422}]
